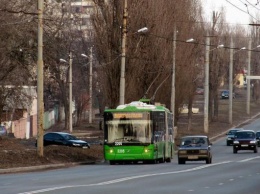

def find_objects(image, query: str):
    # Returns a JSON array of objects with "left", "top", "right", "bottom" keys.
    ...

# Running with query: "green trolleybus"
[{"left": 103, "top": 100, "right": 174, "bottom": 165}]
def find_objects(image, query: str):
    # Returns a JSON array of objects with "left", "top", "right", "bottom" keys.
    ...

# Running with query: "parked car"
[
  {"left": 221, "top": 90, "right": 235, "bottom": 99},
  {"left": 177, "top": 135, "right": 212, "bottom": 164},
  {"left": 0, "top": 125, "right": 7, "bottom": 136},
  {"left": 256, "top": 131, "right": 260, "bottom": 147},
  {"left": 36, "top": 132, "right": 90, "bottom": 148},
  {"left": 226, "top": 128, "right": 244, "bottom": 146},
  {"left": 233, "top": 130, "right": 257, "bottom": 153}
]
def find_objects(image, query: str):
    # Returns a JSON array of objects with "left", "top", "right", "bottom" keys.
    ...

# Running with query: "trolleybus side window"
[{"left": 152, "top": 112, "right": 166, "bottom": 142}]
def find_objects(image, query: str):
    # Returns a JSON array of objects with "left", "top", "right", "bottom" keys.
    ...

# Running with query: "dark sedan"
[
  {"left": 177, "top": 135, "right": 212, "bottom": 164},
  {"left": 255, "top": 131, "right": 260, "bottom": 147},
  {"left": 221, "top": 90, "right": 236, "bottom": 99},
  {"left": 226, "top": 128, "right": 243, "bottom": 146},
  {"left": 36, "top": 132, "right": 90, "bottom": 148},
  {"left": 233, "top": 130, "right": 257, "bottom": 153}
]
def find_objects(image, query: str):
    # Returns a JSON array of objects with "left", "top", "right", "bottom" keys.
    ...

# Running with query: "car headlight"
[
  {"left": 179, "top": 150, "right": 187, "bottom": 154},
  {"left": 200, "top": 150, "right": 208, "bottom": 154},
  {"left": 250, "top": 140, "right": 256, "bottom": 144},
  {"left": 233, "top": 140, "right": 239, "bottom": 144},
  {"left": 72, "top": 143, "right": 81, "bottom": 146},
  {"left": 227, "top": 137, "right": 231, "bottom": 140}
]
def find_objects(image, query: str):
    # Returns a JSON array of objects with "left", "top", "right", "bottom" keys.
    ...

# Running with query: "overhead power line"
[{"left": 226, "top": 0, "right": 259, "bottom": 22}]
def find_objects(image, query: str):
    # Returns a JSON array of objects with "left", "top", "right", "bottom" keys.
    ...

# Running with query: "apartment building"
[{"left": 70, "top": 0, "right": 94, "bottom": 40}]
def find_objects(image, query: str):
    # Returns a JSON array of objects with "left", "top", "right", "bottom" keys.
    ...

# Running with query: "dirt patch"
[{"left": 0, "top": 123, "right": 104, "bottom": 169}]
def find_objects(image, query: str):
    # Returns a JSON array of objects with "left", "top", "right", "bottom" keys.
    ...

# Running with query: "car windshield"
[
  {"left": 235, "top": 132, "right": 255, "bottom": 139},
  {"left": 228, "top": 130, "right": 238, "bottom": 135},
  {"left": 181, "top": 137, "right": 208, "bottom": 147}
]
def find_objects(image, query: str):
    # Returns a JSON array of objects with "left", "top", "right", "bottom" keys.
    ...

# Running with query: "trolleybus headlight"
[{"left": 109, "top": 149, "right": 114, "bottom": 153}]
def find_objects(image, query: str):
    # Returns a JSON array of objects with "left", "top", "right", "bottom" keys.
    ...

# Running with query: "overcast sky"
[{"left": 203, "top": 0, "right": 258, "bottom": 25}]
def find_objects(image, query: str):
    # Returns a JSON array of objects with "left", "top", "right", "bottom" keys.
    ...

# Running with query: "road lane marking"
[
  {"left": 18, "top": 161, "right": 232, "bottom": 194},
  {"left": 238, "top": 156, "right": 260, "bottom": 162}
]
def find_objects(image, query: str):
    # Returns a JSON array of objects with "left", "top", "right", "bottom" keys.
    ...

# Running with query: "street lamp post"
[
  {"left": 69, "top": 52, "right": 72, "bottom": 132},
  {"left": 229, "top": 38, "right": 234, "bottom": 125},
  {"left": 247, "top": 43, "right": 260, "bottom": 115},
  {"left": 229, "top": 39, "right": 246, "bottom": 124},
  {"left": 60, "top": 53, "right": 73, "bottom": 133},
  {"left": 171, "top": 24, "right": 176, "bottom": 138},
  {"left": 37, "top": 0, "right": 44, "bottom": 157},
  {"left": 204, "top": 34, "right": 210, "bottom": 133},
  {"left": 204, "top": 34, "right": 224, "bottom": 133},
  {"left": 247, "top": 39, "right": 252, "bottom": 116},
  {"left": 81, "top": 47, "right": 93, "bottom": 124},
  {"left": 119, "top": 0, "right": 127, "bottom": 105}
]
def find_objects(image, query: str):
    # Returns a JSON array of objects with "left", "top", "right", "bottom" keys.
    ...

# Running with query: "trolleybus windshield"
[{"left": 106, "top": 113, "right": 152, "bottom": 144}]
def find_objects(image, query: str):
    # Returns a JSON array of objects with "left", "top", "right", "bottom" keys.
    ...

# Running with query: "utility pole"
[
  {"left": 69, "top": 51, "right": 73, "bottom": 132},
  {"left": 171, "top": 24, "right": 176, "bottom": 138},
  {"left": 246, "top": 39, "right": 252, "bottom": 115},
  {"left": 37, "top": 0, "right": 44, "bottom": 157},
  {"left": 204, "top": 34, "right": 210, "bottom": 133},
  {"left": 229, "top": 37, "right": 234, "bottom": 124},
  {"left": 89, "top": 47, "right": 93, "bottom": 124},
  {"left": 119, "top": 0, "right": 127, "bottom": 105}
]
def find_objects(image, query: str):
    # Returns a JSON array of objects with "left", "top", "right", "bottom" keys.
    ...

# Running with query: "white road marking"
[
  {"left": 18, "top": 161, "right": 231, "bottom": 194},
  {"left": 238, "top": 156, "right": 260, "bottom": 162}
]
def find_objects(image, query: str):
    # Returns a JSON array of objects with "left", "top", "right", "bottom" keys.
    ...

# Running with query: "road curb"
[
  {"left": 209, "top": 112, "right": 260, "bottom": 142},
  {"left": 0, "top": 163, "right": 69, "bottom": 174},
  {"left": 0, "top": 161, "right": 97, "bottom": 174}
]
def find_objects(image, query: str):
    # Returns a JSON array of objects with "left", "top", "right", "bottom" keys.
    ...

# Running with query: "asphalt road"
[{"left": 1, "top": 119, "right": 260, "bottom": 194}]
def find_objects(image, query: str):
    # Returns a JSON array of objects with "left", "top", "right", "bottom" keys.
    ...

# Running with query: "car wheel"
[
  {"left": 206, "top": 157, "right": 211, "bottom": 164},
  {"left": 233, "top": 147, "right": 237, "bottom": 154},
  {"left": 226, "top": 142, "right": 230, "bottom": 146},
  {"left": 165, "top": 157, "right": 171, "bottom": 163},
  {"left": 178, "top": 158, "right": 185, "bottom": 164},
  {"left": 110, "top": 161, "right": 115, "bottom": 165},
  {"left": 159, "top": 157, "right": 165, "bottom": 163},
  {"left": 254, "top": 147, "right": 258, "bottom": 153}
]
